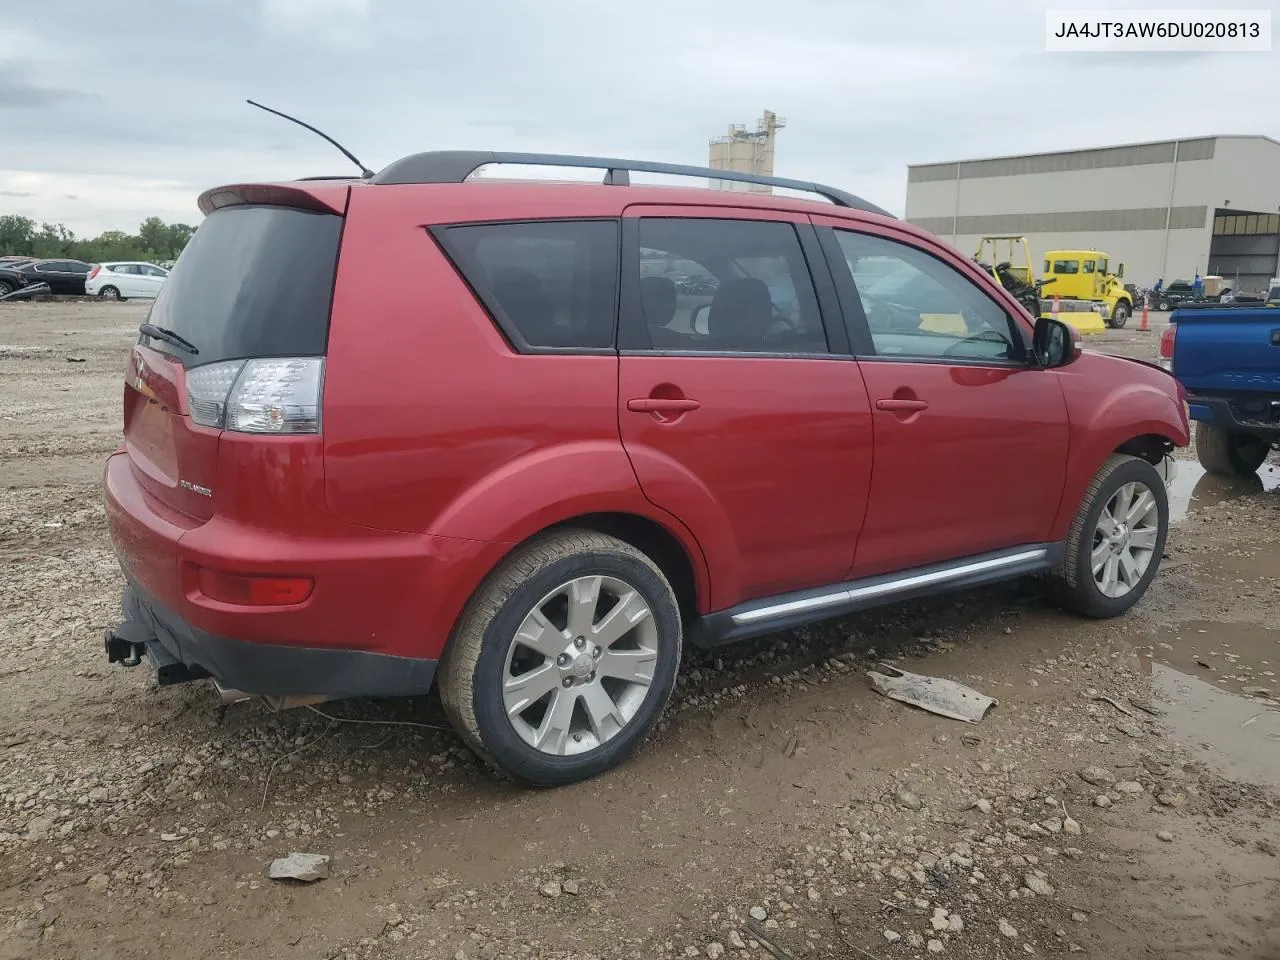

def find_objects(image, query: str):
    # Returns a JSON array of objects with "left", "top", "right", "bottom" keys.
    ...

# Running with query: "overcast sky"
[{"left": 1, "top": 0, "right": 1276, "bottom": 236}]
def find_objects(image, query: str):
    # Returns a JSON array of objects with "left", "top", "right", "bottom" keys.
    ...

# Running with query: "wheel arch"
[
  {"left": 428, "top": 505, "right": 712, "bottom": 667},
  {"left": 1114, "top": 432, "right": 1178, "bottom": 465},
  {"left": 1050, "top": 418, "right": 1184, "bottom": 541},
  {"left": 543, "top": 511, "right": 703, "bottom": 624}
]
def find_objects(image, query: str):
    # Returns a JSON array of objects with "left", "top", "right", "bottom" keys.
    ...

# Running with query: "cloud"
[
  {"left": 2, "top": 0, "right": 1276, "bottom": 234},
  {"left": 0, "top": 63, "right": 90, "bottom": 109},
  {"left": 260, "top": 0, "right": 373, "bottom": 46}
]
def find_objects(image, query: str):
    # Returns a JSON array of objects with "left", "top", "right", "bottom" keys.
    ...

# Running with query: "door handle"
[
  {"left": 876, "top": 398, "right": 929, "bottom": 412},
  {"left": 627, "top": 398, "right": 701, "bottom": 413}
]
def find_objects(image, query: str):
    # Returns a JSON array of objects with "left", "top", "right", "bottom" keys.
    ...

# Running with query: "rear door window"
[
  {"left": 631, "top": 218, "right": 828, "bottom": 355},
  {"left": 144, "top": 205, "right": 343, "bottom": 367},
  {"left": 434, "top": 220, "right": 619, "bottom": 351}
]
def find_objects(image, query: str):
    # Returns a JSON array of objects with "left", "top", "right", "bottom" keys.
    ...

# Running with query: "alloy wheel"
[
  {"left": 1091, "top": 480, "right": 1160, "bottom": 598},
  {"left": 502, "top": 575, "right": 659, "bottom": 756}
]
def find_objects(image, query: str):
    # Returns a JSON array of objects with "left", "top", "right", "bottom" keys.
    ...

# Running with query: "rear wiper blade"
[{"left": 139, "top": 323, "right": 199, "bottom": 355}]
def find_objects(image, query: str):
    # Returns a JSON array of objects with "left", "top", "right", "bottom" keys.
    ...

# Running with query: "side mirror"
[
  {"left": 1032, "top": 317, "right": 1082, "bottom": 368},
  {"left": 1117, "top": 263, "right": 1125, "bottom": 278}
]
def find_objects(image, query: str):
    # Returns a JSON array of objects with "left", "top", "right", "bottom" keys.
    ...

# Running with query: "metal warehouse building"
[{"left": 906, "top": 135, "right": 1280, "bottom": 295}]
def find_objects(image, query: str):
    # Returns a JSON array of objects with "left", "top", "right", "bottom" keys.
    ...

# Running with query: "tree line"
[{"left": 0, "top": 215, "right": 196, "bottom": 264}]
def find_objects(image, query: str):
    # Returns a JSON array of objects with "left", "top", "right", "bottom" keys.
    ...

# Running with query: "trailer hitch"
[{"left": 104, "top": 621, "right": 151, "bottom": 667}]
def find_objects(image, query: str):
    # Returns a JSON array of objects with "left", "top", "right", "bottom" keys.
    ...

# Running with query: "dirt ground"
[{"left": 1, "top": 302, "right": 1277, "bottom": 960}]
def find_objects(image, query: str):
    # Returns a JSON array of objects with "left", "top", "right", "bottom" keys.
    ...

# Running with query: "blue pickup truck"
[{"left": 1163, "top": 301, "right": 1280, "bottom": 476}]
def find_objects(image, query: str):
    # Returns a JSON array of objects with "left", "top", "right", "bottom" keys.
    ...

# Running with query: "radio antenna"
[{"left": 246, "top": 99, "right": 375, "bottom": 179}]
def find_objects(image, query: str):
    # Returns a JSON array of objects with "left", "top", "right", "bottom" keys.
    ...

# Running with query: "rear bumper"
[
  {"left": 103, "top": 450, "right": 512, "bottom": 667},
  {"left": 1187, "top": 394, "right": 1280, "bottom": 439},
  {"left": 114, "top": 580, "right": 437, "bottom": 697}
]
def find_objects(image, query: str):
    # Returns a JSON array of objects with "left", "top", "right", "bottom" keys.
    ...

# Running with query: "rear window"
[
  {"left": 145, "top": 205, "right": 342, "bottom": 367},
  {"left": 434, "top": 220, "right": 619, "bottom": 351}
]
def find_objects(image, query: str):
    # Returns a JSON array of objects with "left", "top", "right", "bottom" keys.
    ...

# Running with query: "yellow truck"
[
  {"left": 1042, "top": 250, "right": 1134, "bottom": 328},
  {"left": 972, "top": 237, "right": 1108, "bottom": 335}
]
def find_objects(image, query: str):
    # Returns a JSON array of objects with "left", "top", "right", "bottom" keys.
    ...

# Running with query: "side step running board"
[{"left": 687, "top": 544, "right": 1060, "bottom": 648}]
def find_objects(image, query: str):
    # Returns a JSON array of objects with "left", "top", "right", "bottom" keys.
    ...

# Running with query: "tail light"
[
  {"left": 87, "top": 265, "right": 101, "bottom": 279},
  {"left": 1158, "top": 324, "right": 1176, "bottom": 371},
  {"left": 185, "top": 358, "right": 324, "bottom": 434}
]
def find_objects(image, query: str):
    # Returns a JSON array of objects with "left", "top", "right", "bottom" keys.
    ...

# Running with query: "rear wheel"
[
  {"left": 1196, "top": 422, "right": 1270, "bottom": 477},
  {"left": 98, "top": 286, "right": 121, "bottom": 300},
  {"left": 1110, "top": 301, "right": 1130, "bottom": 328},
  {"left": 439, "top": 530, "right": 682, "bottom": 786},
  {"left": 1052, "top": 454, "right": 1168, "bottom": 619}
]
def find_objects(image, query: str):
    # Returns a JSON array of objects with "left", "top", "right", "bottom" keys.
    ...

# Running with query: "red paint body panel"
[
  {"left": 851, "top": 362, "right": 1069, "bottom": 576},
  {"left": 618, "top": 354, "right": 874, "bottom": 605},
  {"left": 105, "top": 450, "right": 508, "bottom": 660},
  {"left": 123, "top": 345, "right": 220, "bottom": 522},
  {"left": 1048, "top": 353, "right": 1190, "bottom": 539}
]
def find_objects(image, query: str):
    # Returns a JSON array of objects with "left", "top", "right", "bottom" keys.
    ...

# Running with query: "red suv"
[{"left": 104, "top": 152, "right": 1188, "bottom": 785}]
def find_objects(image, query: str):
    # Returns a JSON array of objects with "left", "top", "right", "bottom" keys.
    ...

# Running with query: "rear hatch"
[{"left": 122, "top": 190, "right": 347, "bottom": 521}]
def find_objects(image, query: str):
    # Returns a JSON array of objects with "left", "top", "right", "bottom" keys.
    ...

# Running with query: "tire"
[
  {"left": 1052, "top": 454, "right": 1168, "bottom": 619},
  {"left": 1157, "top": 299, "right": 1171, "bottom": 312},
  {"left": 1195, "top": 422, "right": 1270, "bottom": 477},
  {"left": 0, "top": 282, "right": 10, "bottom": 297},
  {"left": 1110, "top": 301, "right": 1130, "bottom": 329},
  {"left": 99, "top": 286, "right": 121, "bottom": 301},
  {"left": 438, "top": 529, "right": 682, "bottom": 786}
]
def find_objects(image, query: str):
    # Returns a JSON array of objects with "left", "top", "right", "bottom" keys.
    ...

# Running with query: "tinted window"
[
  {"left": 1082, "top": 260, "right": 1096, "bottom": 274},
  {"left": 142, "top": 265, "right": 167, "bottom": 277},
  {"left": 145, "top": 205, "right": 342, "bottom": 367},
  {"left": 634, "top": 218, "right": 827, "bottom": 354},
  {"left": 1052, "top": 260, "right": 1079, "bottom": 274},
  {"left": 834, "top": 230, "right": 1020, "bottom": 363},
  {"left": 438, "top": 220, "right": 618, "bottom": 350}
]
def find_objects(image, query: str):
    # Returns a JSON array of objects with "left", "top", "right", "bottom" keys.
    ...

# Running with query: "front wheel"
[
  {"left": 1157, "top": 299, "right": 1171, "bottom": 312},
  {"left": 1052, "top": 454, "right": 1168, "bottom": 619},
  {"left": 0, "top": 281, "right": 11, "bottom": 297},
  {"left": 1195, "top": 422, "right": 1270, "bottom": 477},
  {"left": 1110, "top": 301, "right": 1130, "bottom": 328},
  {"left": 438, "top": 530, "right": 682, "bottom": 786}
]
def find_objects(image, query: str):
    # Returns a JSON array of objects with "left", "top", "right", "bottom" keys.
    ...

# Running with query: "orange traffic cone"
[{"left": 1139, "top": 292, "right": 1150, "bottom": 332}]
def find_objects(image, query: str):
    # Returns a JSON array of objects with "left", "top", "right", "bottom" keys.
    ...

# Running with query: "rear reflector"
[
  {"left": 196, "top": 568, "right": 314, "bottom": 606},
  {"left": 185, "top": 357, "right": 324, "bottom": 434}
]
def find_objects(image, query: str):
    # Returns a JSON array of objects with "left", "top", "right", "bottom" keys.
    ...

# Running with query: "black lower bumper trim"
[{"left": 112, "top": 581, "right": 438, "bottom": 698}]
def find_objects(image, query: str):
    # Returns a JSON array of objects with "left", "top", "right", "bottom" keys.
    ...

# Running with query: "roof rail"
[{"left": 369, "top": 150, "right": 893, "bottom": 218}]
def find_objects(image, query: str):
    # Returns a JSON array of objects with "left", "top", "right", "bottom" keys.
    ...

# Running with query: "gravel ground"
[{"left": 1, "top": 303, "right": 1277, "bottom": 960}]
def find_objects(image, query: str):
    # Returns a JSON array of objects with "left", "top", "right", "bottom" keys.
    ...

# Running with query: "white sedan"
[{"left": 84, "top": 261, "right": 169, "bottom": 300}]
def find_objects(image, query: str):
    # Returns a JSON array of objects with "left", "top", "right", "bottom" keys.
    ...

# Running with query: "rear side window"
[
  {"left": 145, "top": 205, "right": 342, "bottom": 367},
  {"left": 435, "top": 220, "right": 619, "bottom": 351},
  {"left": 633, "top": 218, "right": 827, "bottom": 355}
]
